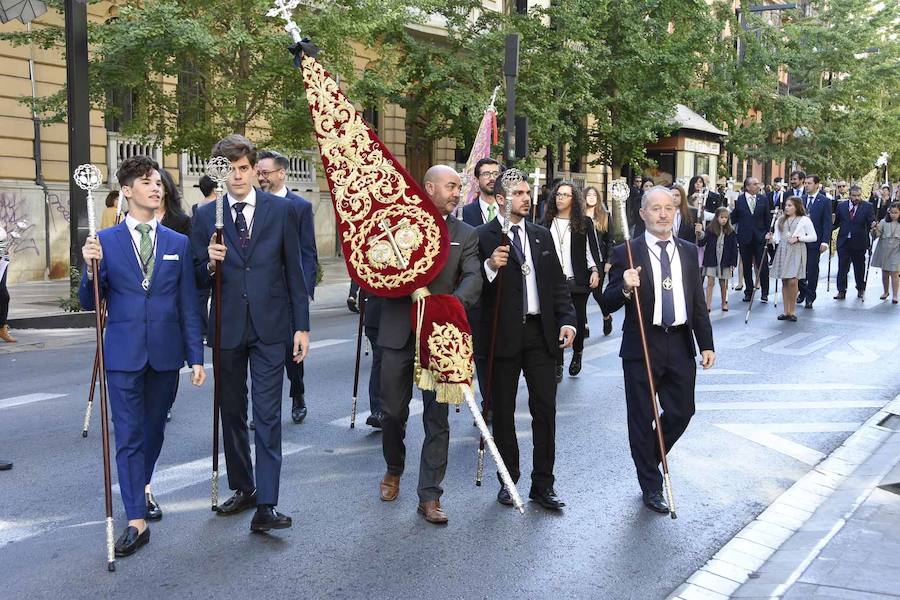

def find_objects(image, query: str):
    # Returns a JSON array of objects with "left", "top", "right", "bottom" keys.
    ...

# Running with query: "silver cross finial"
[
  {"left": 206, "top": 156, "right": 234, "bottom": 230},
  {"left": 73, "top": 164, "right": 103, "bottom": 237},
  {"left": 267, "top": 0, "right": 303, "bottom": 43}
]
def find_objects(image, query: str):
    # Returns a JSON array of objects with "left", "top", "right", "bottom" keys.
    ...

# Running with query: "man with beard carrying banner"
[{"left": 266, "top": 0, "right": 525, "bottom": 517}]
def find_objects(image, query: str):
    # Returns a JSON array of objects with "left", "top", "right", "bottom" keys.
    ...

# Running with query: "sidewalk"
[
  {"left": 669, "top": 395, "right": 900, "bottom": 600},
  {"left": 6, "top": 256, "right": 354, "bottom": 327}
]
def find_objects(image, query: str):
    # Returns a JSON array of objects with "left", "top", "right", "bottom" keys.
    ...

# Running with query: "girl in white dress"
[{"left": 767, "top": 196, "right": 818, "bottom": 321}]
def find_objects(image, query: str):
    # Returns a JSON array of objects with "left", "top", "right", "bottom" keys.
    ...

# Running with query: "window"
[{"left": 694, "top": 154, "right": 710, "bottom": 178}]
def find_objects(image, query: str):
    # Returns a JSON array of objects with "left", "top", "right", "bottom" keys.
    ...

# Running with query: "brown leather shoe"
[
  {"left": 379, "top": 473, "right": 400, "bottom": 502},
  {"left": 417, "top": 500, "right": 448, "bottom": 524},
  {"left": 0, "top": 325, "right": 16, "bottom": 343}
]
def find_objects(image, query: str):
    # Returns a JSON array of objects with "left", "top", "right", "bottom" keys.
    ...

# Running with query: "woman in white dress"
[{"left": 767, "top": 196, "right": 818, "bottom": 321}]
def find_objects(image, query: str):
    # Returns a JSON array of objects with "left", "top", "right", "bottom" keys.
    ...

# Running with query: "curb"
[
  {"left": 667, "top": 393, "right": 900, "bottom": 600},
  {"left": 8, "top": 312, "right": 97, "bottom": 329}
]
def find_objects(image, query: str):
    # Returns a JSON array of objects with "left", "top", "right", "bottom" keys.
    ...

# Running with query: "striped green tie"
[{"left": 136, "top": 223, "right": 154, "bottom": 284}]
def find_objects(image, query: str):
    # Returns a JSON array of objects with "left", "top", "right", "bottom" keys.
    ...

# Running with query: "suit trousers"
[
  {"left": 380, "top": 337, "right": 448, "bottom": 502},
  {"left": 107, "top": 366, "right": 178, "bottom": 520},
  {"left": 799, "top": 242, "right": 822, "bottom": 302},
  {"left": 622, "top": 328, "right": 697, "bottom": 493},
  {"left": 491, "top": 317, "right": 558, "bottom": 492},
  {"left": 0, "top": 267, "right": 9, "bottom": 326},
  {"left": 571, "top": 291, "right": 590, "bottom": 353},
  {"left": 739, "top": 240, "right": 769, "bottom": 297},
  {"left": 837, "top": 246, "right": 866, "bottom": 293},
  {"left": 284, "top": 344, "right": 305, "bottom": 399},
  {"left": 218, "top": 312, "right": 286, "bottom": 505},
  {"left": 364, "top": 326, "right": 383, "bottom": 415}
]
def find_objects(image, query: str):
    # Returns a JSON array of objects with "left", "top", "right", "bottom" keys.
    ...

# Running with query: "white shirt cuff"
[
  {"left": 483, "top": 258, "right": 498, "bottom": 282},
  {"left": 562, "top": 325, "right": 577, "bottom": 335}
]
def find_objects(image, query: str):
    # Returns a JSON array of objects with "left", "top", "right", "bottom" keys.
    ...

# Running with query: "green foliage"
[{"left": 58, "top": 266, "right": 82, "bottom": 313}]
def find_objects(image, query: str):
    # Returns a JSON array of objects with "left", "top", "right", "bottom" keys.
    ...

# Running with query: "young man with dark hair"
[
  {"left": 732, "top": 177, "right": 774, "bottom": 303},
  {"left": 256, "top": 149, "right": 318, "bottom": 425},
  {"left": 80, "top": 155, "right": 206, "bottom": 557},
  {"left": 462, "top": 158, "right": 502, "bottom": 228},
  {"left": 799, "top": 174, "right": 832, "bottom": 308},
  {"left": 191, "top": 134, "right": 310, "bottom": 532},
  {"left": 789, "top": 170, "right": 806, "bottom": 198}
]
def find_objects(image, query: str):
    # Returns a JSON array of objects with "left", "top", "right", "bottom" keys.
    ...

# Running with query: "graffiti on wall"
[{"left": 0, "top": 191, "right": 38, "bottom": 255}]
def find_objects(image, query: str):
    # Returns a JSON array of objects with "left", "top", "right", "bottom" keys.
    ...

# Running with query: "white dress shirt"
[
  {"left": 228, "top": 187, "right": 257, "bottom": 237},
  {"left": 549, "top": 217, "right": 595, "bottom": 278},
  {"left": 484, "top": 216, "right": 540, "bottom": 314},
  {"left": 124, "top": 214, "right": 158, "bottom": 272},
  {"left": 271, "top": 185, "right": 288, "bottom": 198},
  {"left": 643, "top": 231, "right": 688, "bottom": 327}
]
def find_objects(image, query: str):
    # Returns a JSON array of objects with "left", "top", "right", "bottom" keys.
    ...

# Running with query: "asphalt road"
[{"left": 2, "top": 264, "right": 899, "bottom": 599}]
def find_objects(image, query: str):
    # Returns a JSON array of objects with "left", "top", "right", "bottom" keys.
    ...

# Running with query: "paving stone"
[{"left": 686, "top": 570, "right": 741, "bottom": 596}]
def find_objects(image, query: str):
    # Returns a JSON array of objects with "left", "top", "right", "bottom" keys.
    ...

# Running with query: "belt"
[
  {"left": 653, "top": 323, "right": 688, "bottom": 334},
  {"left": 524, "top": 313, "right": 541, "bottom": 323}
]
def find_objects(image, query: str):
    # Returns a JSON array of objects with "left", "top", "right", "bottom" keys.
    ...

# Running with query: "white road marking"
[
  {"left": 0, "top": 392, "right": 67, "bottom": 410},
  {"left": 696, "top": 383, "right": 881, "bottom": 392},
  {"left": 716, "top": 422, "right": 860, "bottom": 465},
  {"left": 309, "top": 338, "right": 352, "bottom": 349},
  {"left": 714, "top": 327, "right": 781, "bottom": 350},
  {"left": 825, "top": 339, "right": 899, "bottom": 363},
  {"left": 761, "top": 332, "right": 842, "bottom": 356},
  {"left": 697, "top": 400, "right": 884, "bottom": 411}
]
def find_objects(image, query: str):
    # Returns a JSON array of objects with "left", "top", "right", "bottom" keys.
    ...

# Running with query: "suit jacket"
[
  {"left": 699, "top": 229, "right": 738, "bottom": 268},
  {"left": 732, "top": 192, "right": 774, "bottom": 245},
  {"left": 834, "top": 200, "right": 876, "bottom": 253},
  {"left": 190, "top": 189, "right": 309, "bottom": 350},
  {"left": 767, "top": 189, "right": 788, "bottom": 212},
  {"left": 801, "top": 191, "right": 832, "bottom": 244},
  {"left": 476, "top": 219, "right": 576, "bottom": 359},
  {"left": 285, "top": 190, "right": 318, "bottom": 300},
  {"left": 377, "top": 214, "right": 482, "bottom": 350},
  {"left": 600, "top": 235, "right": 714, "bottom": 360},
  {"left": 704, "top": 190, "right": 726, "bottom": 214},
  {"left": 79, "top": 222, "right": 204, "bottom": 372},
  {"left": 462, "top": 201, "right": 498, "bottom": 229}
]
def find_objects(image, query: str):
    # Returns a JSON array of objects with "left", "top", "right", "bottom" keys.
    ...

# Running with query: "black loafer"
[
  {"left": 603, "top": 316, "right": 612, "bottom": 336},
  {"left": 529, "top": 487, "right": 565, "bottom": 510},
  {"left": 497, "top": 486, "right": 514, "bottom": 506},
  {"left": 760, "top": 296, "right": 768, "bottom": 304},
  {"left": 250, "top": 506, "right": 292, "bottom": 532},
  {"left": 216, "top": 489, "right": 257, "bottom": 515},
  {"left": 555, "top": 364, "right": 563, "bottom": 384},
  {"left": 642, "top": 490, "right": 670, "bottom": 514},
  {"left": 804, "top": 301, "right": 813, "bottom": 309},
  {"left": 788, "top": 315, "right": 798, "bottom": 322},
  {"left": 145, "top": 493, "right": 162, "bottom": 521},
  {"left": 114, "top": 525, "right": 150, "bottom": 557},
  {"left": 291, "top": 395, "right": 307, "bottom": 424},
  {"left": 0, "top": 460, "right": 11, "bottom": 471},
  {"left": 366, "top": 411, "right": 383, "bottom": 429},
  {"left": 568, "top": 352, "right": 582, "bottom": 377}
]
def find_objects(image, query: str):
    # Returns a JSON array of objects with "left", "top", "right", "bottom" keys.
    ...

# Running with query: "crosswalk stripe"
[
  {"left": 697, "top": 383, "right": 881, "bottom": 392},
  {"left": 698, "top": 400, "right": 884, "bottom": 411},
  {"left": 0, "top": 392, "right": 67, "bottom": 410}
]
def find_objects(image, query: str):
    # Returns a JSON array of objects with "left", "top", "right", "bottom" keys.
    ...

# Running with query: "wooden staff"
[
  {"left": 745, "top": 207, "right": 780, "bottom": 324},
  {"left": 82, "top": 193, "right": 125, "bottom": 437},
  {"left": 350, "top": 294, "right": 366, "bottom": 429},
  {"left": 863, "top": 194, "right": 884, "bottom": 301},
  {"left": 612, "top": 180, "right": 677, "bottom": 519},
  {"left": 74, "top": 164, "right": 117, "bottom": 570}
]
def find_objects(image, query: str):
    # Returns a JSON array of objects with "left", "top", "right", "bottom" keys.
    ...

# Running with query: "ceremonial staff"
[
  {"left": 475, "top": 169, "right": 517, "bottom": 487},
  {"left": 206, "top": 156, "right": 233, "bottom": 511},
  {"left": 530, "top": 167, "right": 544, "bottom": 223},
  {"left": 82, "top": 191, "right": 124, "bottom": 438},
  {"left": 610, "top": 179, "right": 677, "bottom": 519},
  {"left": 74, "top": 164, "right": 117, "bottom": 570},
  {"left": 349, "top": 293, "right": 365, "bottom": 429},
  {"left": 746, "top": 206, "right": 780, "bottom": 324},
  {"left": 863, "top": 154, "right": 888, "bottom": 301}
]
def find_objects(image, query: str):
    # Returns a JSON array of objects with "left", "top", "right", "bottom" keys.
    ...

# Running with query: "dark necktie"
[
  {"left": 233, "top": 202, "right": 250, "bottom": 249},
  {"left": 850, "top": 204, "right": 857, "bottom": 220},
  {"left": 510, "top": 224, "right": 528, "bottom": 317},
  {"left": 656, "top": 240, "right": 675, "bottom": 327}
]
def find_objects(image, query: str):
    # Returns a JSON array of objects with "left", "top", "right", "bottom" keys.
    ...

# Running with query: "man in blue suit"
[
  {"left": 191, "top": 135, "right": 310, "bottom": 532},
  {"left": 799, "top": 174, "right": 833, "bottom": 308},
  {"left": 731, "top": 177, "right": 774, "bottom": 302},
  {"left": 833, "top": 184, "right": 877, "bottom": 299},
  {"left": 80, "top": 155, "right": 206, "bottom": 558},
  {"left": 256, "top": 150, "right": 318, "bottom": 425}
]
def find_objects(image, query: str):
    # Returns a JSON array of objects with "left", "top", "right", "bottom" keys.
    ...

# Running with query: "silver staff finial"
[
  {"left": 74, "top": 164, "right": 103, "bottom": 237},
  {"left": 206, "top": 156, "right": 234, "bottom": 230},
  {"left": 609, "top": 178, "right": 631, "bottom": 242},
  {"left": 267, "top": 0, "right": 303, "bottom": 43}
]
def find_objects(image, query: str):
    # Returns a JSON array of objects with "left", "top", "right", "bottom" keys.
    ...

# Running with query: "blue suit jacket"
[
  {"left": 285, "top": 190, "right": 318, "bottom": 299},
  {"left": 834, "top": 200, "right": 876, "bottom": 252},
  {"left": 461, "top": 201, "right": 488, "bottom": 228},
  {"left": 803, "top": 191, "right": 832, "bottom": 244},
  {"left": 190, "top": 189, "right": 310, "bottom": 350},
  {"left": 731, "top": 192, "right": 774, "bottom": 245},
  {"left": 79, "top": 223, "right": 204, "bottom": 372}
]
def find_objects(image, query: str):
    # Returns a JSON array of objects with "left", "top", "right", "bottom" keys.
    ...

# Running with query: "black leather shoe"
[
  {"left": 0, "top": 460, "right": 11, "bottom": 471},
  {"left": 529, "top": 487, "right": 565, "bottom": 510},
  {"left": 555, "top": 364, "right": 563, "bottom": 384},
  {"left": 250, "top": 506, "right": 292, "bottom": 531},
  {"left": 603, "top": 316, "right": 613, "bottom": 336},
  {"left": 114, "top": 525, "right": 150, "bottom": 557},
  {"left": 568, "top": 352, "right": 583, "bottom": 377},
  {"left": 145, "top": 493, "right": 162, "bottom": 521},
  {"left": 366, "top": 411, "right": 383, "bottom": 429},
  {"left": 291, "top": 395, "right": 307, "bottom": 424},
  {"left": 216, "top": 489, "right": 257, "bottom": 515},
  {"left": 760, "top": 296, "right": 768, "bottom": 304},
  {"left": 497, "top": 486, "right": 514, "bottom": 506},
  {"left": 742, "top": 295, "right": 752, "bottom": 302},
  {"left": 642, "top": 490, "right": 670, "bottom": 514},
  {"left": 804, "top": 301, "right": 813, "bottom": 309},
  {"left": 857, "top": 290, "right": 865, "bottom": 299}
]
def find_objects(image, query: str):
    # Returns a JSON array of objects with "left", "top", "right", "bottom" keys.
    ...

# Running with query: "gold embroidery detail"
[
  {"left": 302, "top": 55, "right": 440, "bottom": 290},
  {"left": 426, "top": 323, "right": 474, "bottom": 384}
]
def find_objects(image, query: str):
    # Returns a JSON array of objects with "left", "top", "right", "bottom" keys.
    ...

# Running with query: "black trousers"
[
  {"left": 799, "top": 242, "right": 822, "bottom": 303},
  {"left": 491, "top": 316, "right": 557, "bottom": 492},
  {"left": 364, "top": 325, "right": 383, "bottom": 414},
  {"left": 218, "top": 313, "right": 285, "bottom": 505},
  {"left": 837, "top": 245, "right": 866, "bottom": 293},
  {"left": 571, "top": 291, "right": 589, "bottom": 353},
  {"left": 622, "top": 328, "right": 696, "bottom": 493},
  {"left": 467, "top": 304, "right": 491, "bottom": 407},
  {"left": 380, "top": 337, "right": 448, "bottom": 502},
  {"left": 0, "top": 267, "right": 9, "bottom": 326},
  {"left": 284, "top": 345, "right": 305, "bottom": 399},
  {"left": 739, "top": 240, "right": 769, "bottom": 297}
]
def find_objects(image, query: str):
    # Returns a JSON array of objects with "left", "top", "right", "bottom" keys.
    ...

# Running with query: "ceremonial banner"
[{"left": 458, "top": 89, "right": 499, "bottom": 213}]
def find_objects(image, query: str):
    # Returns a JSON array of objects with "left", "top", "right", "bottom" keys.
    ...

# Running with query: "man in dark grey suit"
[{"left": 378, "top": 165, "right": 482, "bottom": 525}]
